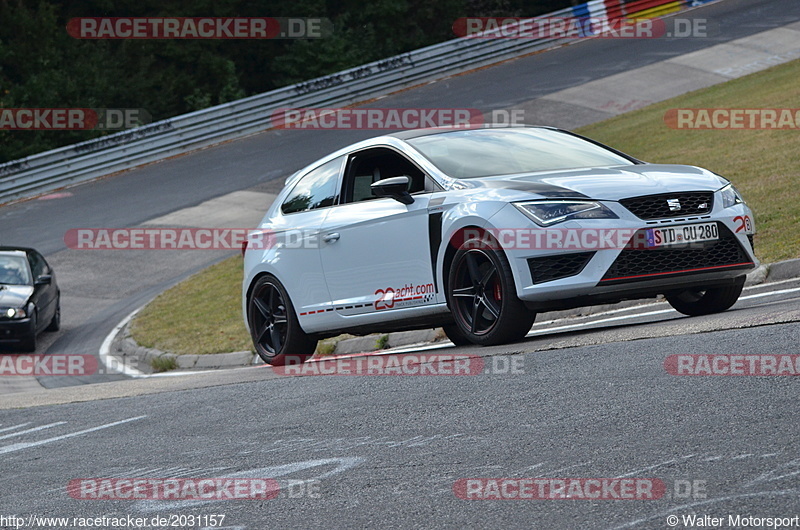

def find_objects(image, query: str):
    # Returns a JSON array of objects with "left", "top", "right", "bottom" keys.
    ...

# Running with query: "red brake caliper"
[{"left": 494, "top": 282, "right": 502, "bottom": 301}]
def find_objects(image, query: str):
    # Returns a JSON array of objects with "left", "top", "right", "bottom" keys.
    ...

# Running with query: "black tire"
[
  {"left": 446, "top": 237, "right": 535, "bottom": 346},
  {"left": 247, "top": 275, "right": 316, "bottom": 366},
  {"left": 666, "top": 276, "right": 745, "bottom": 316},
  {"left": 442, "top": 323, "right": 473, "bottom": 346},
  {"left": 46, "top": 296, "right": 60, "bottom": 332},
  {"left": 20, "top": 313, "right": 36, "bottom": 352}
]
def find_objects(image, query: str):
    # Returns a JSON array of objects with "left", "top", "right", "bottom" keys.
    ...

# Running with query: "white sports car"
[{"left": 243, "top": 127, "right": 756, "bottom": 365}]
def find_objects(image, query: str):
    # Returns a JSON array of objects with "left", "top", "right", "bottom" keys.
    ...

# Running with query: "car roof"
[
  {"left": 387, "top": 125, "right": 553, "bottom": 140},
  {"left": 0, "top": 247, "right": 34, "bottom": 257}
]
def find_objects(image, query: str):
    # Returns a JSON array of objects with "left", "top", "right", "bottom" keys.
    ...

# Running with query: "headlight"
[
  {"left": 720, "top": 184, "right": 743, "bottom": 209},
  {"left": 514, "top": 200, "right": 618, "bottom": 226},
  {"left": 3, "top": 307, "right": 26, "bottom": 319}
]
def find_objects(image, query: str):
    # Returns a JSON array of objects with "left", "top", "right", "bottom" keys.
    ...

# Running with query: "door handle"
[{"left": 322, "top": 232, "right": 340, "bottom": 243}]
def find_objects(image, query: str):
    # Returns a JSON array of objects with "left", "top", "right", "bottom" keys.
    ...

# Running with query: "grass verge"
[
  {"left": 131, "top": 58, "right": 800, "bottom": 354},
  {"left": 130, "top": 255, "right": 253, "bottom": 355}
]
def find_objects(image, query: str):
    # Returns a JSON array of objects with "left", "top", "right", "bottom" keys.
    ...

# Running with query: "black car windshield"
[
  {"left": 407, "top": 128, "right": 635, "bottom": 179},
  {"left": 0, "top": 255, "right": 32, "bottom": 286}
]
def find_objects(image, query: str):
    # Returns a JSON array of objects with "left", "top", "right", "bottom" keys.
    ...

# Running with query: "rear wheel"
[
  {"left": 665, "top": 276, "right": 745, "bottom": 316},
  {"left": 446, "top": 237, "right": 535, "bottom": 346},
  {"left": 248, "top": 275, "right": 316, "bottom": 366}
]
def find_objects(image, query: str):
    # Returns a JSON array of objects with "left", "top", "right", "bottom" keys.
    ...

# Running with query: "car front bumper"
[
  {"left": 491, "top": 201, "right": 758, "bottom": 309},
  {"left": 0, "top": 317, "right": 35, "bottom": 343}
]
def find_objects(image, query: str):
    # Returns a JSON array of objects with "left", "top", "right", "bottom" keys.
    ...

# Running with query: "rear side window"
[{"left": 281, "top": 157, "right": 342, "bottom": 215}]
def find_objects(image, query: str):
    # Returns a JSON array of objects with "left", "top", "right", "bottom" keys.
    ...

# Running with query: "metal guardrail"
[{"left": 0, "top": 0, "right": 710, "bottom": 204}]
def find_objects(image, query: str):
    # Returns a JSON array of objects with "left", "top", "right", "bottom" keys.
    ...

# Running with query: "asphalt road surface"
[
  {"left": 0, "top": 0, "right": 798, "bottom": 391},
  {"left": 1, "top": 0, "right": 799, "bottom": 527},
  {"left": 1, "top": 279, "right": 799, "bottom": 528}
]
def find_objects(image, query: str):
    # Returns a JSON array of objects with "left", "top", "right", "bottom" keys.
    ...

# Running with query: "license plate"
[{"left": 645, "top": 222, "right": 719, "bottom": 248}]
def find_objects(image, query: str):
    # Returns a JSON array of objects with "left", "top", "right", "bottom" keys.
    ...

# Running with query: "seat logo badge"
[{"left": 667, "top": 198, "right": 681, "bottom": 211}]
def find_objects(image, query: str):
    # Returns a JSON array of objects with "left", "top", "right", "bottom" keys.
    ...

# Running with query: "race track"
[{"left": 1, "top": 0, "right": 799, "bottom": 527}]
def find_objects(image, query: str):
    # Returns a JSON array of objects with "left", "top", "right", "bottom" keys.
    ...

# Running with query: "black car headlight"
[
  {"left": 719, "top": 184, "right": 743, "bottom": 209},
  {"left": 514, "top": 200, "right": 618, "bottom": 226},
  {"left": 3, "top": 307, "right": 27, "bottom": 319}
]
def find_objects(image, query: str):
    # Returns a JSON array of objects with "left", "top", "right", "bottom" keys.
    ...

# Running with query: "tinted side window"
[
  {"left": 281, "top": 158, "right": 342, "bottom": 215},
  {"left": 343, "top": 148, "right": 429, "bottom": 204},
  {"left": 28, "top": 251, "right": 46, "bottom": 278}
]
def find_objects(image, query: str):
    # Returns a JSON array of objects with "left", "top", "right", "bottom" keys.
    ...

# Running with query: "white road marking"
[
  {"left": 0, "top": 423, "right": 30, "bottom": 433},
  {"left": 543, "top": 462, "right": 592, "bottom": 475},
  {"left": 532, "top": 279, "right": 800, "bottom": 327},
  {"left": 0, "top": 422, "right": 65, "bottom": 441},
  {"left": 135, "top": 457, "right": 365, "bottom": 512},
  {"left": 96, "top": 280, "right": 800, "bottom": 379},
  {"left": 740, "top": 285, "right": 800, "bottom": 300},
  {"left": 99, "top": 306, "right": 147, "bottom": 378},
  {"left": 527, "top": 308, "right": 675, "bottom": 336},
  {"left": 614, "top": 455, "right": 695, "bottom": 478},
  {"left": 0, "top": 416, "right": 146, "bottom": 456},
  {"left": 528, "top": 285, "right": 800, "bottom": 337}
]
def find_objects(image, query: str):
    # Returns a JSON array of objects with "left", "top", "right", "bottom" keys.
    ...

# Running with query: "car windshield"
[
  {"left": 406, "top": 128, "right": 635, "bottom": 179},
  {"left": 0, "top": 255, "right": 32, "bottom": 286}
]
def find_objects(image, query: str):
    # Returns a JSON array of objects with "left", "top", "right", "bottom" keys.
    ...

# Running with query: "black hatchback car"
[{"left": 0, "top": 247, "right": 60, "bottom": 351}]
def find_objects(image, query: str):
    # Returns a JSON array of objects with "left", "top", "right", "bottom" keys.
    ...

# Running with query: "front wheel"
[
  {"left": 665, "top": 276, "right": 745, "bottom": 316},
  {"left": 248, "top": 275, "right": 316, "bottom": 366},
  {"left": 20, "top": 313, "right": 37, "bottom": 352},
  {"left": 446, "top": 237, "right": 535, "bottom": 346},
  {"left": 46, "top": 296, "right": 60, "bottom": 332},
  {"left": 441, "top": 323, "right": 473, "bottom": 346}
]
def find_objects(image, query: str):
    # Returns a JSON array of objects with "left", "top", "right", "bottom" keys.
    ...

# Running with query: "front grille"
[
  {"left": 747, "top": 234, "right": 755, "bottom": 250},
  {"left": 528, "top": 252, "right": 595, "bottom": 284},
  {"left": 620, "top": 192, "right": 713, "bottom": 220},
  {"left": 601, "top": 223, "right": 752, "bottom": 284}
]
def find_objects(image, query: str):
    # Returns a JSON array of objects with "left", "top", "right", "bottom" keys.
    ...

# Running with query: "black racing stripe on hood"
[{"left": 467, "top": 179, "right": 590, "bottom": 198}]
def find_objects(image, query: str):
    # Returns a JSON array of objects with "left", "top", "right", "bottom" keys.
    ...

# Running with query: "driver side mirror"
[
  {"left": 371, "top": 176, "right": 414, "bottom": 205},
  {"left": 34, "top": 275, "right": 52, "bottom": 286}
]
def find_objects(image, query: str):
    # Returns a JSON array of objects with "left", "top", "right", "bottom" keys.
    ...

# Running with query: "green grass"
[
  {"left": 577, "top": 58, "right": 800, "bottom": 263},
  {"left": 151, "top": 356, "right": 178, "bottom": 373},
  {"left": 131, "top": 59, "right": 800, "bottom": 354},
  {"left": 130, "top": 255, "right": 253, "bottom": 355},
  {"left": 376, "top": 334, "right": 390, "bottom": 350}
]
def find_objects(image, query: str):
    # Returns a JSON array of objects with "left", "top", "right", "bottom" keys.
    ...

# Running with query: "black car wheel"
[
  {"left": 20, "top": 312, "right": 37, "bottom": 352},
  {"left": 447, "top": 237, "right": 535, "bottom": 346},
  {"left": 441, "top": 323, "right": 473, "bottom": 346},
  {"left": 666, "top": 276, "right": 745, "bottom": 316},
  {"left": 46, "top": 295, "right": 60, "bottom": 332},
  {"left": 248, "top": 275, "right": 316, "bottom": 366}
]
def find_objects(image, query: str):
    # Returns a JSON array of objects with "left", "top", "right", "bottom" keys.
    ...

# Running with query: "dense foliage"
[{"left": 0, "top": 0, "right": 575, "bottom": 162}]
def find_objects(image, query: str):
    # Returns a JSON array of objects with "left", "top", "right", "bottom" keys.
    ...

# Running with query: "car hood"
[
  {"left": 463, "top": 164, "right": 726, "bottom": 200},
  {"left": 0, "top": 285, "right": 33, "bottom": 308}
]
